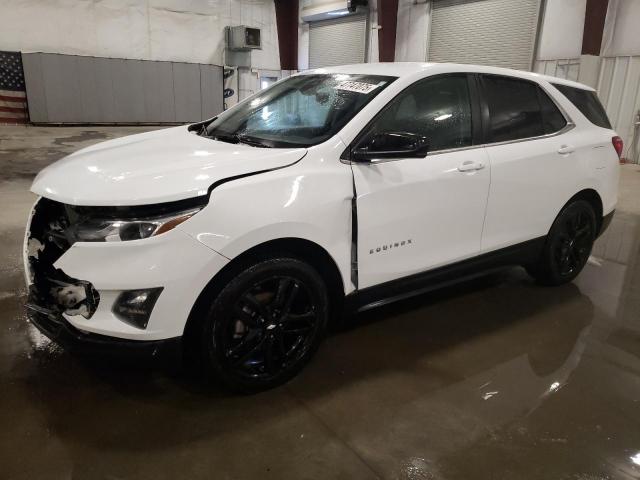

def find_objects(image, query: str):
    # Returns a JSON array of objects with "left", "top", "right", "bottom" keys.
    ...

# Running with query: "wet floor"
[{"left": 1, "top": 126, "right": 640, "bottom": 479}]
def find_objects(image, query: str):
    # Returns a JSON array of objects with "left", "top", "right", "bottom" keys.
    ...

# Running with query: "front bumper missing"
[
  {"left": 24, "top": 196, "right": 231, "bottom": 341},
  {"left": 25, "top": 302, "right": 181, "bottom": 356},
  {"left": 26, "top": 197, "right": 102, "bottom": 321},
  {"left": 28, "top": 268, "right": 101, "bottom": 319}
]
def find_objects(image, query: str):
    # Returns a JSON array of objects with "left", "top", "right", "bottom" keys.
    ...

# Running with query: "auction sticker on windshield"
[{"left": 335, "top": 81, "right": 380, "bottom": 94}]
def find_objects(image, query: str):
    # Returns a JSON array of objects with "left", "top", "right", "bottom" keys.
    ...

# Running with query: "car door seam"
[{"left": 349, "top": 162, "right": 359, "bottom": 291}]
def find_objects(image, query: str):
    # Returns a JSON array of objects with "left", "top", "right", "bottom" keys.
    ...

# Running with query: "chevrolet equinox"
[{"left": 25, "top": 63, "right": 620, "bottom": 391}]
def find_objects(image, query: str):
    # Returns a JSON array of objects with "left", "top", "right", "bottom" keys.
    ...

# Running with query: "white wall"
[
  {"left": 536, "top": 0, "right": 586, "bottom": 60},
  {"left": 602, "top": 0, "right": 640, "bottom": 57},
  {"left": 0, "top": 0, "right": 280, "bottom": 69}
]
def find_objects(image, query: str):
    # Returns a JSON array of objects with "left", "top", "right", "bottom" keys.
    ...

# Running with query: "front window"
[
  {"left": 203, "top": 74, "right": 396, "bottom": 148},
  {"left": 358, "top": 74, "right": 473, "bottom": 153}
]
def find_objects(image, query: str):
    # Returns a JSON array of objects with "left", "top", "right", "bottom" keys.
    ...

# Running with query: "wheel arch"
[
  {"left": 565, "top": 188, "right": 604, "bottom": 232},
  {"left": 184, "top": 237, "right": 346, "bottom": 339}
]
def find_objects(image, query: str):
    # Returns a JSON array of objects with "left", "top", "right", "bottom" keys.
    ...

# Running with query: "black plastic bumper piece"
[{"left": 26, "top": 304, "right": 181, "bottom": 357}]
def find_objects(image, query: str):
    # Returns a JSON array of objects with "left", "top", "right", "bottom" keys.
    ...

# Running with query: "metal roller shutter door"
[
  {"left": 429, "top": 0, "right": 540, "bottom": 71},
  {"left": 309, "top": 14, "right": 367, "bottom": 69}
]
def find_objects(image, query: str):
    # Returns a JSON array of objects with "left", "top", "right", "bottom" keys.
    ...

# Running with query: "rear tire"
[
  {"left": 526, "top": 200, "right": 596, "bottom": 286},
  {"left": 195, "top": 256, "right": 328, "bottom": 393}
]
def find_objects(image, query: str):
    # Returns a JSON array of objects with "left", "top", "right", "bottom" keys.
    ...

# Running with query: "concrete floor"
[{"left": 2, "top": 125, "right": 640, "bottom": 480}]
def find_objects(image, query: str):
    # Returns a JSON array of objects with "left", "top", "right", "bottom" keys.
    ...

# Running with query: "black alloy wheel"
[
  {"left": 550, "top": 207, "right": 594, "bottom": 276},
  {"left": 527, "top": 200, "right": 597, "bottom": 286},
  {"left": 220, "top": 276, "right": 320, "bottom": 379},
  {"left": 200, "top": 257, "right": 328, "bottom": 392}
]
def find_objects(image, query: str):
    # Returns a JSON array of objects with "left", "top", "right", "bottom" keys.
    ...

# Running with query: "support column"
[
  {"left": 377, "top": 0, "right": 399, "bottom": 62},
  {"left": 274, "top": 0, "right": 299, "bottom": 70},
  {"left": 581, "top": 0, "right": 609, "bottom": 55}
]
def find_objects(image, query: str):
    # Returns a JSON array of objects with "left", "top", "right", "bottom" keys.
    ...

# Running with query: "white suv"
[{"left": 25, "top": 63, "right": 620, "bottom": 391}]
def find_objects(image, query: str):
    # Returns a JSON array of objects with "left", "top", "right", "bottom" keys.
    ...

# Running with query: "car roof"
[{"left": 300, "top": 62, "right": 594, "bottom": 92}]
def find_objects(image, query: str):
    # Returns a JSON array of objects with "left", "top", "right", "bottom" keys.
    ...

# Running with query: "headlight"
[{"left": 70, "top": 201, "right": 206, "bottom": 242}]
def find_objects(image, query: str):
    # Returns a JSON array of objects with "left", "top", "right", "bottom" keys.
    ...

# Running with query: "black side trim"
[
  {"left": 349, "top": 165, "right": 359, "bottom": 289},
  {"left": 467, "top": 73, "right": 483, "bottom": 146},
  {"left": 474, "top": 73, "right": 491, "bottom": 145},
  {"left": 598, "top": 210, "right": 615, "bottom": 238},
  {"left": 346, "top": 237, "right": 545, "bottom": 312}
]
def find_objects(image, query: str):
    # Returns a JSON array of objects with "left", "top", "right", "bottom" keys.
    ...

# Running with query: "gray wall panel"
[
  {"left": 76, "top": 56, "right": 103, "bottom": 123},
  {"left": 200, "top": 64, "right": 224, "bottom": 120},
  {"left": 111, "top": 59, "right": 147, "bottom": 123},
  {"left": 143, "top": 61, "right": 175, "bottom": 123},
  {"left": 173, "top": 62, "right": 202, "bottom": 122},
  {"left": 212, "top": 65, "right": 224, "bottom": 117},
  {"left": 92, "top": 57, "right": 118, "bottom": 122},
  {"left": 21, "top": 53, "right": 223, "bottom": 124},
  {"left": 41, "top": 54, "right": 83, "bottom": 122},
  {"left": 21, "top": 53, "right": 48, "bottom": 122},
  {"left": 200, "top": 64, "right": 213, "bottom": 120},
  {"left": 127, "top": 60, "right": 146, "bottom": 122}
]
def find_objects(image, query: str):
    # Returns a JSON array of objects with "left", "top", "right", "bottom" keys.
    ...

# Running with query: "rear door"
[
  {"left": 351, "top": 74, "right": 491, "bottom": 288},
  {"left": 479, "top": 74, "right": 578, "bottom": 253}
]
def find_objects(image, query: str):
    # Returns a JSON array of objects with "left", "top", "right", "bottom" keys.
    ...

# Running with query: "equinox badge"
[{"left": 370, "top": 239, "right": 413, "bottom": 255}]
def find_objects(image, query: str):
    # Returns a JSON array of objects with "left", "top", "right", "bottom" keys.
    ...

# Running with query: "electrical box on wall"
[{"left": 227, "top": 26, "right": 262, "bottom": 50}]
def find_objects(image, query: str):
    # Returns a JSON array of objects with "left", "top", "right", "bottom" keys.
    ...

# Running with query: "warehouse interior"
[{"left": 1, "top": 0, "right": 640, "bottom": 478}]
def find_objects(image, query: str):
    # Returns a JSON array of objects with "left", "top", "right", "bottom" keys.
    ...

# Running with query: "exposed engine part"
[
  {"left": 27, "top": 238, "right": 44, "bottom": 260},
  {"left": 26, "top": 198, "right": 100, "bottom": 319}
]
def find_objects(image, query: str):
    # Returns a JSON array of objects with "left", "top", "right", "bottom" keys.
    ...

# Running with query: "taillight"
[{"left": 612, "top": 136, "right": 623, "bottom": 160}]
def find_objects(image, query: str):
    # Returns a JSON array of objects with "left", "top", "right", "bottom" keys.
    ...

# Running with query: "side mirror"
[{"left": 352, "top": 132, "right": 429, "bottom": 162}]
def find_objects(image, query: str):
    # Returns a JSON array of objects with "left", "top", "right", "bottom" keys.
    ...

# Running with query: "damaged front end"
[{"left": 26, "top": 198, "right": 100, "bottom": 322}]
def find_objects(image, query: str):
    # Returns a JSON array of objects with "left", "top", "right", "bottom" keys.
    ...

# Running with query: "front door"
[{"left": 351, "top": 74, "right": 491, "bottom": 288}]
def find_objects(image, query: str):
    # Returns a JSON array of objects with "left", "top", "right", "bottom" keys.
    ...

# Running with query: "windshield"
[{"left": 202, "top": 74, "right": 396, "bottom": 148}]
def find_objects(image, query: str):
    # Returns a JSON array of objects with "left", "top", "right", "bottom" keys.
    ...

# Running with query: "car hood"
[{"left": 31, "top": 126, "right": 307, "bottom": 206}]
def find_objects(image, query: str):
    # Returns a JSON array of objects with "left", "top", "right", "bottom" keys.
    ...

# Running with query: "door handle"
[
  {"left": 557, "top": 144, "right": 575, "bottom": 155},
  {"left": 458, "top": 161, "right": 485, "bottom": 172}
]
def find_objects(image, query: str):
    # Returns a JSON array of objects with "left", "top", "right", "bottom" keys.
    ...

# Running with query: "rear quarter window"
[
  {"left": 552, "top": 83, "right": 612, "bottom": 129},
  {"left": 482, "top": 75, "right": 545, "bottom": 142},
  {"left": 481, "top": 74, "right": 567, "bottom": 142}
]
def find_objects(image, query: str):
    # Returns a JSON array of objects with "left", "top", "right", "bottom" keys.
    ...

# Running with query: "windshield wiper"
[
  {"left": 211, "top": 132, "right": 241, "bottom": 144},
  {"left": 211, "top": 132, "right": 271, "bottom": 148},
  {"left": 238, "top": 135, "right": 272, "bottom": 148}
]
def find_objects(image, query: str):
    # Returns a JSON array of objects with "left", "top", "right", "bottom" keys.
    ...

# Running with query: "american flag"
[{"left": 0, "top": 51, "right": 28, "bottom": 125}]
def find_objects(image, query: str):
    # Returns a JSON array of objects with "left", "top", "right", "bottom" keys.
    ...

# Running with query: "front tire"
[
  {"left": 526, "top": 200, "right": 597, "bottom": 286},
  {"left": 197, "top": 257, "right": 328, "bottom": 392}
]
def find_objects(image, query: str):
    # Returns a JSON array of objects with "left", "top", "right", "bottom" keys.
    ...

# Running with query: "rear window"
[{"left": 552, "top": 83, "right": 612, "bottom": 129}]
